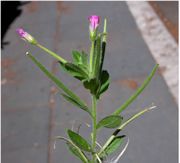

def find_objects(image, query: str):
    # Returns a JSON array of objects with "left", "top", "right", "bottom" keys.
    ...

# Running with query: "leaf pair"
[
  {"left": 99, "top": 105, "right": 157, "bottom": 159},
  {"left": 66, "top": 129, "right": 127, "bottom": 163},
  {"left": 95, "top": 115, "right": 124, "bottom": 160}
]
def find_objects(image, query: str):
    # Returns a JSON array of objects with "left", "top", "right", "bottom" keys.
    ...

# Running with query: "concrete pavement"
[{"left": 2, "top": 2, "right": 178, "bottom": 163}]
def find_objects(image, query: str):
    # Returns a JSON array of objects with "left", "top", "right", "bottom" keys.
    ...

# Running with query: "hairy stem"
[
  {"left": 89, "top": 41, "right": 95, "bottom": 77},
  {"left": 92, "top": 95, "right": 97, "bottom": 162}
]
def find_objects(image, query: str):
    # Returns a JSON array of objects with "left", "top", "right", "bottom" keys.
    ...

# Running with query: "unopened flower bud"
[
  {"left": 16, "top": 28, "right": 37, "bottom": 45},
  {"left": 88, "top": 15, "right": 100, "bottom": 41}
]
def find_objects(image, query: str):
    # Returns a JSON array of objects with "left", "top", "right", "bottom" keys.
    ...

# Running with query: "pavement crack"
[{"left": 47, "top": 2, "right": 65, "bottom": 163}]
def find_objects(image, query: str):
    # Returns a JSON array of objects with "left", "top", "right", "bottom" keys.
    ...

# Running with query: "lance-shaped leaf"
[
  {"left": 56, "top": 136, "right": 89, "bottom": 163},
  {"left": 71, "top": 50, "right": 89, "bottom": 75},
  {"left": 96, "top": 115, "right": 123, "bottom": 129},
  {"left": 72, "top": 50, "right": 89, "bottom": 68},
  {"left": 59, "top": 62, "right": 89, "bottom": 81},
  {"left": 101, "top": 135, "right": 125, "bottom": 158},
  {"left": 67, "top": 129, "right": 92, "bottom": 152},
  {"left": 95, "top": 19, "right": 109, "bottom": 99},
  {"left": 72, "top": 50, "right": 82, "bottom": 64},
  {"left": 93, "top": 35, "right": 101, "bottom": 78},
  {"left": 113, "top": 64, "right": 159, "bottom": 115},
  {"left": 66, "top": 142, "right": 88, "bottom": 163},
  {"left": 27, "top": 53, "right": 91, "bottom": 116},
  {"left": 81, "top": 51, "right": 89, "bottom": 67},
  {"left": 99, "top": 18, "right": 107, "bottom": 74},
  {"left": 97, "top": 70, "right": 110, "bottom": 99}
]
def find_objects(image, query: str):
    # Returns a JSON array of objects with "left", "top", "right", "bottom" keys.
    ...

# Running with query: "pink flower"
[
  {"left": 16, "top": 28, "right": 27, "bottom": 38},
  {"left": 88, "top": 15, "right": 100, "bottom": 31},
  {"left": 88, "top": 15, "right": 100, "bottom": 41},
  {"left": 16, "top": 28, "right": 37, "bottom": 45}
]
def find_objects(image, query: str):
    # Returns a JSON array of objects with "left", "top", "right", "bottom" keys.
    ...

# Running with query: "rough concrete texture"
[
  {"left": 127, "top": 1, "right": 178, "bottom": 103},
  {"left": 2, "top": 2, "right": 178, "bottom": 163}
]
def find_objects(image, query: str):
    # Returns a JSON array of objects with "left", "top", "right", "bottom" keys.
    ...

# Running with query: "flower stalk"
[
  {"left": 16, "top": 28, "right": 67, "bottom": 63},
  {"left": 36, "top": 43, "right": 67, "bottom": 63}
]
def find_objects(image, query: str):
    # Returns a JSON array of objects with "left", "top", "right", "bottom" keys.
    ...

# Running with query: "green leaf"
[
  {"left": 60, "top": 62, "right": 89, "bottom": 81},
  {"left": 98, "top": 70, "right": 110, "bottom": 97},
  {"left": 81, "top": 51, "right": 88, "bottom": 67},
  {"left": 67, "top": 129, "right": 92, "bottom": 152},
  {"left": 99, "top": 106, "right": 156, "bottom": 157},
  {"left": 83, "top": 70, "right": 110, "bottom": 98},
  {"left": 61, "top": 93, "right": 92, "bottom": 116},
  {"left": 72, "top": 50, "right": 89, "bottom": 71},
  {"left": 27, "top": 53, "right": 91, "bottom": 116},
  {"left": 66, "top": 142, "right": 89, "bottom": 163},
  {"left": 83, "top": 78, "right": 100, "bottom": 95},
  {"left": 66, "top": 63, "right": 88, "bottom": 78},
  {"left": 55, "top": 136, "right": 89, "bottom": 163},
  {"left": 93, "top": 36, "right": 101, "bottom": 78},
  {"left": 113, "top": 64, "right": 159, "bottom": 115},
  {"left": 96, "top": 115, "right": 123, "bottom": 129},
  {"left": 99, "top": 42, "right": 106, "bottom": 75},
  {"left": 72, "top": 50, "right": 82, "bottom": 64},
  {"left": 59, "top": 62, "right": 84, "bottom": 81},
  {"left": 104, "top": 135, "right": 125, "bottom": 156}
]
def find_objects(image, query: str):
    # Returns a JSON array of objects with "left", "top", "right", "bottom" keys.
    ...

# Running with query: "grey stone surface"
[{"left": 2, "top": 2, "right": 178, "bottom": 163}]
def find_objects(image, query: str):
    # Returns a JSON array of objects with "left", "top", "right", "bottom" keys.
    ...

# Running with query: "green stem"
[
  {"left": 89, "top": 41, "right": 95, "bottom": 77},
  {"left": 92, "top": 95, "right": 97, "bottom": 162},
  {"left": 37, "top": 43, "right": 67, "bottom": 63},
  {"left": 99, "top": 106, "right": 156, "bottom": 155}
]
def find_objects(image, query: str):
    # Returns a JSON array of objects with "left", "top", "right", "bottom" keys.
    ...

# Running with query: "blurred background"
[{"left": 1, "top": 1, "right": 178, "bottom": 163}]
